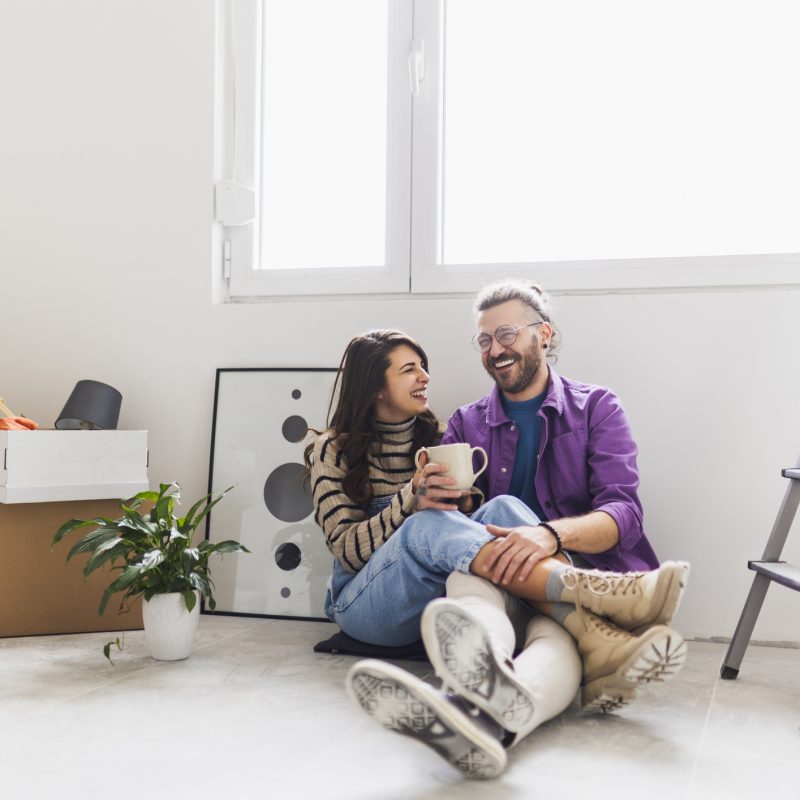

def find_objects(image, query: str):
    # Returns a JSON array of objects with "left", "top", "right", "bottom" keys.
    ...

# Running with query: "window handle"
[{"left": 408, "top": 38, "right": 425, "bottom": 96}]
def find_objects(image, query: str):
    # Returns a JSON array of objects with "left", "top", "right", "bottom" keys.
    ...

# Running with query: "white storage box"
[{"left": 0, "top": 430, "right": 148, "bottom": 503}]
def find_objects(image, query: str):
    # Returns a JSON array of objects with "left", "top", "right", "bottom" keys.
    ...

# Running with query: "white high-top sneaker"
[
  {"left": 346, "top": 659, "right": 507, "bottom": 780},
  {"left": 562, "top": 607, "right": 688, "bottom": 713},
  {"left": 422, "top": 598, "right": 536, "bottom": 733},
  {"left": 558, "top": 561, "right": 690, "bottom": 631}
]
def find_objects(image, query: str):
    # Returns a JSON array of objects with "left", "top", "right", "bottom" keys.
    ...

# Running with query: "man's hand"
[
  {"left": 483, "top": 524, "right": 558, "bottom": 585},
  {"left": 412, "top": 455, "right": 465, "bottom": 512}
]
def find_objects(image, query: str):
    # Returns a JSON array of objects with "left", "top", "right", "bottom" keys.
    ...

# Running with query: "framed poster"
[{"left": 205, "top": 368, "right": 337, "bottom": 620}]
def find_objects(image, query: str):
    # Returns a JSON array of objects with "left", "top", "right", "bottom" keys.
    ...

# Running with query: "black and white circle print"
[
  {"left": 282, "top": 415, "right": 307, "bottom": 443},
  {"left": 275, "top": 542, "right": 302, "bottom": 571},
  {"left": 263, "top": 462, "right": 313, "bottom": 522}
]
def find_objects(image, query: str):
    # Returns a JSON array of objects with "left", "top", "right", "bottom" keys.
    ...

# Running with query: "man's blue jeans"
[{"left": 324, "top": 495, "right": 542, "bottom": 646}]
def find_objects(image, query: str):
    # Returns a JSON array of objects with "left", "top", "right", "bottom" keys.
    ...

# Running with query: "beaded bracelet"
[{"left": 537, "top": 521, "right": 563, "bottom": 555}]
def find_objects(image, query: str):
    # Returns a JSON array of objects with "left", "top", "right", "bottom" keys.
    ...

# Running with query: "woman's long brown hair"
[{"left": 304, "top": 330, "right": 439, "bottom": 504}]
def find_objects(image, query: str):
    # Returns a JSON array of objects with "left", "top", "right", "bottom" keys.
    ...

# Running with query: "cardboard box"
[
  {"left": 0, "top": 430, "right": 148, "bottom": 503},
  {"left": 0, "top": 499, "right": 144, "bottom": 637}
]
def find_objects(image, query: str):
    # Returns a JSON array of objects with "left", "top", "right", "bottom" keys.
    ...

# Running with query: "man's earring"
[
  {"left": 542, "top": 343, "right": 548, "bottom": 350},
  {"left": 377, "top": 392, "right": 383, "bottom": 399}
]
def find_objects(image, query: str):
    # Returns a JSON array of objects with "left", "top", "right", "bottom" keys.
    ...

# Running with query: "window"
[
  {"left": 217, "top": 0, "right": 411, "bottom": 296},
  {"left": 216, "top": 0, "right": 800, "bottom": 298}
]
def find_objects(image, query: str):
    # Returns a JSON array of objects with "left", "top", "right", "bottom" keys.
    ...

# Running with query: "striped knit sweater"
[{"left": 310, "top": 417, "right": 419, "bottom": 573}]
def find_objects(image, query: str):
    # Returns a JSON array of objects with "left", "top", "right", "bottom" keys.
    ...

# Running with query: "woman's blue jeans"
[{"left": 324, "top": 494, "right": 542, "bottom": 646}]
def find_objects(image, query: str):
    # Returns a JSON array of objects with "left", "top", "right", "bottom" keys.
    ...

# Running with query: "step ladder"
[{"left": 720, "top": 461, "right": 800, "bottom": 679}]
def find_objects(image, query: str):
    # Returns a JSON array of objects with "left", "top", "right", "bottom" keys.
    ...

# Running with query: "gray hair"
[{"left": 473, "top": 279, "right": 561, "bottom": 361}]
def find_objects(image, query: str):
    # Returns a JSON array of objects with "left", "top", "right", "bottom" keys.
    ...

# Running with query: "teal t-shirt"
[{"left": 501, "top": 392, "right": 546, "bottom": 520}]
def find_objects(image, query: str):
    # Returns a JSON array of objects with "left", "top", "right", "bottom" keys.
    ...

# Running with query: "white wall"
[{"left": 2, "top": 0, "right": 799, "bottom": 642}]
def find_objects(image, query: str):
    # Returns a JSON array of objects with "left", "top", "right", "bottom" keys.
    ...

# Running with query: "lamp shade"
[{"left": 55, "top": 380, "right": 122, "bottom": 430}]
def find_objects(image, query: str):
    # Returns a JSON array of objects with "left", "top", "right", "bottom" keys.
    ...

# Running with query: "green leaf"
[
  {"left": 103, "top": 636, "right": 123, "bottom": 665},
  {"left": 83, "top": 540, "right": 129, "bottom": 577},
  {"left": 65, "top": 527, "right": 124, "bottom": 562},
  {"left": 125, "top": 491, "right": 160, "bottom": 511},
  {"left": 96, "top": 536, "right": 123, "bottom": 553},
  {"left": 99, "top": 566, "right": 148, "bottom": 615},
  {"left": 108, "top": 563, "right": 146, "bottom": 592},
  {"left": 188, "top": 572, "right": 211, "bottom": 598},
  {"left": 191, "top": 490, "right": 230, "bottom": 530},
  {"left": 182, "top": 590, "right": 197, "bottom": 612},
  {"left": 180, "top": 547, "right": 200, "bottom": 573},
  {"left": 123, "top": 505, "right": 158, "bottom": 533},
  {"left": 132, "top": 488, "right": 163, "bottom": 503},
  {"left": 158, "top": 482, "right": 181, "bottom": 502},
  {"left": 178, "top": 493, "right": 211, "bottom": 534},
  {"left": 98, "top": 587, "right": 114, "bottom": 616},
  {"left": 52, "top": 516, "right": 114, "bottom": 547},
  {"left": 198, "top": 540, "right": 251, "bottom": 556},
  {"left": 164, "top": 576, "right": 187, "bottom": 593},
  {"left": 181, "top": 486, "right": 234, "bottom": 536},
  {"left": 168, "top": 526, "right": 187, "bottom": 542},
  {"left": 115, "top": 520, "right": 152, "bottom": 541},
  {"left": 139, "top": 549, "right": 164, "bottom": 569},
  {"left": 152, "top": 493, "right": 176, "bottom": 531}
]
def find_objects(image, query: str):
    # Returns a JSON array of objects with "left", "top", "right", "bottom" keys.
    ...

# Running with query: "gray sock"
[
  {"left": 549, "top": 602, "right": 576, "bottom": 627},
  {"left": 544, "top": 563, "right": 568, "bottom": 602}
]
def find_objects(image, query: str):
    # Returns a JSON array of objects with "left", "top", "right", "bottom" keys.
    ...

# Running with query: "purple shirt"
[{"left": 441, "top": 369, "right": 659, "bottom": 572}]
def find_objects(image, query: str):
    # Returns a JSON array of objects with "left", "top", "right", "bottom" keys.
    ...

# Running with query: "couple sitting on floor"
[{"left": 305, "top": 279, "right": 689, "bottom": 780}]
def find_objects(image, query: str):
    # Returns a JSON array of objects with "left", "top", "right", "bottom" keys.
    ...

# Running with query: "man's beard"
[{"left": 485, "top": 346, "right": 543, "bottom": 395}]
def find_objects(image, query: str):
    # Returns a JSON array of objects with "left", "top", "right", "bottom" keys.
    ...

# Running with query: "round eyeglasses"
[{"left": 471, "top": 322, "right": 543, "bottom": 353}]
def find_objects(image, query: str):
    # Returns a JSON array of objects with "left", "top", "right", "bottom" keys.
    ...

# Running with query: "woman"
[
  {"left": 305, "top": 329, "right": 481, "bottom": 645},
  {"left": 306, "top": 329, "right": 687, "bottom": 779}
]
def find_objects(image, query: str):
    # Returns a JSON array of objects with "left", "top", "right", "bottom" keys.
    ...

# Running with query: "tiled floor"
[{"left": 1, "top": 617, "right": 797, "bottom": 799}]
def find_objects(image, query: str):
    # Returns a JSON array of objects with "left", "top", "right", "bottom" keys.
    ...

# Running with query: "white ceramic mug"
[{"left": 414, "top": 443, "right": 489, "bottom": 491}]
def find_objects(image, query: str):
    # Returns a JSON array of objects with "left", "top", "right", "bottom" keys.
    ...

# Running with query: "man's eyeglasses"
[{"left": 471, "top": 322, "right": 543, "bottom": 353}]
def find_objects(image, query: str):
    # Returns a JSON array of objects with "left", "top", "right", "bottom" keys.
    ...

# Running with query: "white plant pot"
[{"left": 142, "top": 591, "right": 201, "bottom": 661}]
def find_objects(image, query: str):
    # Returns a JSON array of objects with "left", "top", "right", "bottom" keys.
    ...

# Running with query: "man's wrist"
[
  {"left": 537, "top": 521, "right": 563, "bottom": 555},
  {"left": 455, "top": 491, "right": 471, "bottom": 510}
]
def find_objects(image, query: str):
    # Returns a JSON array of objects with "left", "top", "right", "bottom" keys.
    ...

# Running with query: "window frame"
[{"left": 216, "top": 0, "right": 800, "bottom": 300}]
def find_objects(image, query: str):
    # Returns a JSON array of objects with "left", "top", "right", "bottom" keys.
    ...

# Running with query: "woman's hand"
[{"left": 412, "top": 453, "right": 465, "bottom": 512}]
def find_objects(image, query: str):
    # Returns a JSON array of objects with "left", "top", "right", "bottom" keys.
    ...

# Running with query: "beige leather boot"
[
  {"left": 561, "top": 606, "right": 687, "bottom": 713},
  {"left": 558, "top": 561, "right": 690, "bottom": 631}
]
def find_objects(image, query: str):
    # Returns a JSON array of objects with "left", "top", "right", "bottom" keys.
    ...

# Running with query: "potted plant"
[{"left": 52, "top": 482, "right": 249, "bottom": 661}]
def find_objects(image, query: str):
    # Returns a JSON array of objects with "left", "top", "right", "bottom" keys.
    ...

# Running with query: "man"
[
  {"left": 443, "top": 279, "right": 659, "bottom": 574},
  {"left": 346, "top": 279, "right": 688, "bottom": 779}
]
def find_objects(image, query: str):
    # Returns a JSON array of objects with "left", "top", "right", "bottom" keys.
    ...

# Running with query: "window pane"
[
  {"left": 441, "top": 0, "right": 800, "bottom": 264},
  {"left": 260, "top": 0, "right": 388, "bottom": 270}
]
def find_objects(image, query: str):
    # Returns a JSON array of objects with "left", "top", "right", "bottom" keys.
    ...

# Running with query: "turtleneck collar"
[{"left": 375, "top": 417, "right": 416, "bottom": 438}]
